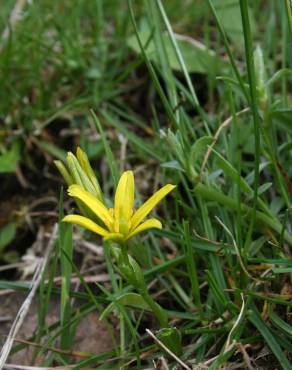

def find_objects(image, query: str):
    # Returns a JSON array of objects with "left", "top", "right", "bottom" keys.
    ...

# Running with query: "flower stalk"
[{"left": 110, "top": 245, "right": 168, "bottom": 328}]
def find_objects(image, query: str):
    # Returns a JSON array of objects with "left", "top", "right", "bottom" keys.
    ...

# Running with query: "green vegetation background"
[{"left": 0, "top": 0, "right": 291, "bottom": 368}]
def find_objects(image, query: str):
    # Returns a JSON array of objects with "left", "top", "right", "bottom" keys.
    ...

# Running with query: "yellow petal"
[
  {"left": 63, "top": 215, "right": 110, "bottom": 236},
  {"left": 54, "top": 160, "right": 73, "bottom": 185},
  {"left": 68, "top": 185, "right": 113, "bottom": 227},
  {"left": 76, "top": 147, "right": 89, "bottom": 175},
  {"left": 66, "top": 152, "right": 83, "bottom": 185},
  {"left": 114, "top": 171, "right": 135, "bottom": 221},
  {"left": 130, "top": 184, "right": 175, "bottom": 230},
  {"left": 76, "top": 147, "right": 103, "bottom": 201},
  {"left": 125, "top": 218, "right": 162, "bottom": 240},
  {"left": 69, "top": 152, "right": 99, "bottom": 196}
]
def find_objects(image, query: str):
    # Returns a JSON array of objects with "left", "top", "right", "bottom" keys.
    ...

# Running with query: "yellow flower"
[{"left": 63, "top": 170, "right": 175, "bottom": 242}]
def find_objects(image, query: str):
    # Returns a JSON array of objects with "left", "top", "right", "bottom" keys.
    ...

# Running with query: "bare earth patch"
[{"left": 0, "top": 292, "right": 114, "bottom": 366}]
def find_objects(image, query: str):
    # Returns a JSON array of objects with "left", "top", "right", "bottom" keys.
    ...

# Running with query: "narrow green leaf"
[
  {"left": 100, "top": 292, "right": 152, "bottom": 321},
  {"left": 128, "top": 31, "right": 226, "bottom": 75},
  {"left": 248, "top": 307, "right": 292, "bottom": 369},
  {"left": 58, "top": 189, "right": 73, "bottom": 353},
  {"left": 205, "top": 270, "right": 227, "bottom": 311},
  {"left": 35, "top": 140, "right": 67, "bottom": 161},
  {"left": 0, "top": 141, "right": 20, "bottom": 173},
  {"left": 211, "top": 0, "right": 256, "bottom": 49},
  {"left": 212, "top": 148, "right": 250, "bottom": 193},
  {"left": 90, "top": 110, "right": 119, "bottom": 186},
  {"left": 183, "top": 220, "right": 201, "bottom": 307},
  {"left": 269, "top": 310, "right": 292, "bottom": 336},
  {"left": 0, "top": 223, "right": 16, "bottom": 251}
]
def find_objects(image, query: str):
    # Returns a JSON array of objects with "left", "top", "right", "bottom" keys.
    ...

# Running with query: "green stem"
[
  {"left": 120, "top": 242, "right": 130, "bottom": 266},
  {"left": 284, "top": 0, "right": 292, "bottom": 42},
  {"left": 139, "top": 289, "right": 168, "bottom": 328},
  {"left": 262, "top": 106, "right": 290, "bottom": 207},
  {"left": 239, "top": 0, "right": 261, "bottom": 254},
  {"left": 117, "top": 242, "right": 169, "bottom": 328},
  {"left": 183, "top": 220, "right": 201, "bottom": 308},
  {"left": 207, "top": 0, "right": 250, "bottom": 103}
]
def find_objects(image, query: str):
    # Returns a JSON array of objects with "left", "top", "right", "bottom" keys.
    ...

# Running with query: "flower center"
[{"left": 118, "top": 217, "right": 129, "bottom": 235}]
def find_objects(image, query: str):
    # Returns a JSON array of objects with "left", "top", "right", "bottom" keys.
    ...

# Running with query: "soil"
[{"left": 0, "top": 292, "right": 115, "bottom": 366}]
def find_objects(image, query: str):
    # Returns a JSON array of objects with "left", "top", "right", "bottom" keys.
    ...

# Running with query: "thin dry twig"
[
  {"left": 215, "top": 216, "right": 261, "bottom": 283},
  {"left": 0, "top": 317, "right": 13, "bottom": 323},
  {"left": 146, "top": 328, "right": 191, "bottom": 370},
  {"left": 13, "top": 338, "right": 90, "bottom": 359},
  {"left": 118, "top": 133, "right": 128, "bottom": 173},
  {"left": 193, "top": 229, "right": 232, "bottom": 248},
  {"left": 0, "top": 290, "right": 16, "bottom": 297},
  {"left": 0, "top": 224, "right": 58, "bottom": 368},
  {"left": 3, "top": 365, "right": 72, "bottom": 370},
  {"left": 224, "top": 293, "right": 245, "bottom": 351},
  {"left": 0, "top": 262, "right": 37, "bottom": 273},
  {"left": 46, "top": 273, "right": 112, "bottom": 285},
  {"left": 200, "top": 107, "right": 250, "bottom": 180},
  {"left": 1, "top": 0, "right": 27, "bottom": 49},
  {"left": 236, "top": 343, "right": 255, "bottom": 370}
]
